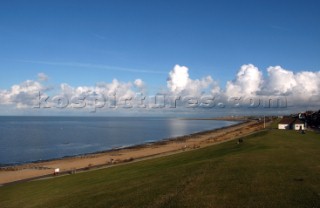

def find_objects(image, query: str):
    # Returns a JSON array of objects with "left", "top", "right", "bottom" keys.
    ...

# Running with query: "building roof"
[
  {"left": 279, "top": 117, "right": 305, "bottom": 125},
  {"left": 279, "top": 117, "right": 295, "bottom": 125},
  {"left": 293, "top": 119, "right": 304, "bottom": 124}
]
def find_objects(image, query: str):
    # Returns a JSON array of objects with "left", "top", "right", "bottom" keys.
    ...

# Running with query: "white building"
[
  {"left": 293, "top": 119, "right": 305, "bottom": 130},
  {"left": 278, "top": 117, "right": 295, "bottom": 130},
  {"left": 278, "top": 117, "right": 306, "bottom": 130}
]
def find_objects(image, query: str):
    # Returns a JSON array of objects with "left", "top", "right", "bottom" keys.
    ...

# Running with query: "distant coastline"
[
  {"left": 0, "top": 117, "right": 239, "bottom": 166},
  {"left": 0, "top": 119, "right": 242, "bottom": 167},
  {"left": 180, "top": 116, "right": 249, "bottom": 121},
  {"left": 0, "top": 117, "right": 269, "bottom": 185}
]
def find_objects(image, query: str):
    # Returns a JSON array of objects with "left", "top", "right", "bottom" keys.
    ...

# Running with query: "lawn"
[{"left": 1, "top": 129, "right": 320, "bottom": 208}]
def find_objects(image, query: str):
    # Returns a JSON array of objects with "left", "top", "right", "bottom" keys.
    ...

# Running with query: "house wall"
[
  {"left": 294, "top": 124, "right": 305, "bottom": 130},
  {"left": 278, "top": 124, "right": 290, "bottom": 130}
]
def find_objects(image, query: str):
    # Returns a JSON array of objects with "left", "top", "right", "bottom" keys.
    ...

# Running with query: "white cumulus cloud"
[
  {"left": 167, "top": 65, "right": 189, "bottom": 93},
  {"left": 226, "top": 64, "right": 263, "bottom": 98},
  {"left": 167, "top": 64, "right": 220, "bottom": 96},
  {"left": 264, "top": 66, "right": 297, "bottom": 95},
  {"left": 0, "top": 80, "right": 48, "bottom": 108},
  {"left": 134, "top": 79, "right": 145, "bottom": 89},
  {"left": 1, "top": 64, "right": 320, "bottom": 112},
  {"left": 263, "top": 66, "right": 320, "bottom": 104},
  {"left": 37, "top": 72, "right": 49, "bottom": 81}
]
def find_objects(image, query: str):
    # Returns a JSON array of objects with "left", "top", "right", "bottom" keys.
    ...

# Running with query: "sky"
[{"left": 0, "top": 0, "right": 319, "bottom": 116}]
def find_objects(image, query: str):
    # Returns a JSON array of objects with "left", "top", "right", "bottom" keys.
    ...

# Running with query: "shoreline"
[
  {"left": 0, "top": 120, "right": 241, "bottom": 168},
  {"left": 0, "top": 118, "right": 269, "bottom": 186}
]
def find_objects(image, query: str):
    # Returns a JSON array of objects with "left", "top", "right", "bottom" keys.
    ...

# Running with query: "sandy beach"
[{"left": 0, "top": 119, "right": 268, "bottom": 185}]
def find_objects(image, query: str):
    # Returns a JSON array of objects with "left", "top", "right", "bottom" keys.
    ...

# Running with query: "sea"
[{"left": 0, "top": 116, "right": 239, "bottom": 166}]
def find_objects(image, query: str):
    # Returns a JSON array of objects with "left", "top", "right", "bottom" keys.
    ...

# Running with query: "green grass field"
[{"left": 1, "top": 129, "right": 320, "bottom": 208}]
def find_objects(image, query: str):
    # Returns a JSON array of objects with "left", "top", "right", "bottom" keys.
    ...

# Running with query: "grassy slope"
[{"left": 1, "top": 129, "right": 320, "bottom": 208}]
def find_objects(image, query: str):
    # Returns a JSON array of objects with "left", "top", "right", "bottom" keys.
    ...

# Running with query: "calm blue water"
[{"left": 0, "top": 117, "right": 238, "bottom": 166}]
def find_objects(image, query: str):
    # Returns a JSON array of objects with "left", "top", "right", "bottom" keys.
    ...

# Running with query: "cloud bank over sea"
[{"left": 0, "top": 64, "right": 319, "bottom": 115}]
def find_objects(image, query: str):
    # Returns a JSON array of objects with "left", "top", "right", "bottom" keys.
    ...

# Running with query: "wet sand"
[{"left": 0, "top": 119, "right": 268, "bottom": 185}]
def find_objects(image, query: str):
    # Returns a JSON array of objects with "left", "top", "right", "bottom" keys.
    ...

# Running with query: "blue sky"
[{"left": 0, "top": 0, "right": 319, "bottom": 115}]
